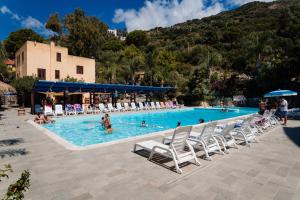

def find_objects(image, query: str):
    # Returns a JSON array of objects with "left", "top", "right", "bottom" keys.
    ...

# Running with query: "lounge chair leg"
[
  {"left": 174, "top": 160, "right": 182, "bottom": 174},
  {"left": 148, "top": 150, "right": 155, "bottom": 161},
  {"left": 194, "top": 158, "right": 201, "bottom": 166}
]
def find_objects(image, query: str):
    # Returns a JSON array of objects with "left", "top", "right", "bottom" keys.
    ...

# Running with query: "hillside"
[{"left": 3, "top": 0, "right": 300, "bottom": 105}]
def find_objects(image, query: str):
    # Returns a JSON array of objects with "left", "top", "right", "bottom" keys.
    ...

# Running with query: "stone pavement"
[{"left": 0, "top": 108, "right": 300, "bottom": 200}]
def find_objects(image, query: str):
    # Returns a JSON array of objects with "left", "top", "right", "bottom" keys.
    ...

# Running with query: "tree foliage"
[
  {"left": 45, "top": 13, "right": 62, "bottom": 35},
  {"left": 4, "top": 29, "right": 44, "bottom": 59},
  {"left": 63, "top": 9, "right": 108, "bottom": 58}
]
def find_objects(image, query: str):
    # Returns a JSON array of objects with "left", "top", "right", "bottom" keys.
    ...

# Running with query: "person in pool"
[
  {"left": 141, "top": 120, "right": 147, "bottom": 127},
  {"left": 101, "top": 117, "right": 105, "bottom": 127},
  {"left": 177, "top": 121, "right": 181, "bottom": 127},
  {"left": 34, "top": 113, "right": 44, "bottom": 124},
  {"left": 199, "top": 119, "right": 205, "bottom": 124},
  {"left": 106, "top": 124, "right": 113, "bottom": 134},
  {"left": 104, "top": 113, "right": 111, "bottom": 129},
  {"left": 43, "top": 115, "right": 55, "bottom": 123}
]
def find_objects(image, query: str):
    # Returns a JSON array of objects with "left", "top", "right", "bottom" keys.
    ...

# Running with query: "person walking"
[{"left": 279, "top": 97, "right": 288, "bottom": 125}]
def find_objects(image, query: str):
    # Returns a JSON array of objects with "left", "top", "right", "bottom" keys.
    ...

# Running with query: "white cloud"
[
  {"left": 229, "top": 0, "right": 274, "bottom": 6},
  {"left": 0, "top": 5, "right": 55, "bottom": 37},
  {"left": 113, "top": 0, "right": 275, "bottom": 32},
  {"left": 0, "top": 5, "right": 21, "bottom": 20}
]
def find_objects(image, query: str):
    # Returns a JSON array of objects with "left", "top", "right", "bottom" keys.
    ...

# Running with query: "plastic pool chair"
[
  {"left": 84, "top": 104, "right": 94, "bottom": 114},
  {"left": 160, "top": 102, "right": 166, "bottom": 109},
  {"left": 213, "top": 123, "right": 238, "bottom": 153},
  {"left": 107, "top": 103, "right": 116, "bottom": 112},
  {"left": 138, "top": 102, "right": 145, "bottom": 110},
  {"left": 168, "top": 101, "right": 176, "bottom": 109},
  {"left": 134, "top": 126, "right": 200, "bottom": 174},
  {"left": 165, "top": 102, "right": 171, "bottom": 109},
  {"left": 230, "top": 117, "right": 258, "bottom": 147},
  {"left": 99, "top": 103, "right": 108, "bottom": 113},
  {"left": 44, "top": 105, "right": 54, "bottom": 116},
  {"left": 65, "top": 104, "right": 75, "bottom": 115},
  {"left": 144, "top": 102, "right": 151, "bottom": 110},
  {"left": 188, "top": 121, "right": 224, "bottom": 161},
  {"left": 74, "top": 104, "right": 84, "bottom": 115},
  {"left": 150, "top": 102, "right": 156, "bottom": 109},
  {"left": 155, "top": 102, "right": 161, "bottom": 109},
  {"left": 116, "top": 103, "right": 124, "bottom": 112},
  {"left": 35, "top": 104, "right": 43, "bottom": 114},
  {"left": 54, "top": 104, "right": 64, "bottom": 116},
  {"left": 124, "top": 103, "right": 130, "bottom": 111},
  {"left": 131, "top": 102, "right": 140, "bottom": 111}
]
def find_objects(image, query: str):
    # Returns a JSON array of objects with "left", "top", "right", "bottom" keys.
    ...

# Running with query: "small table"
[{"left": 17, "top": 108, "right": 26, "bottom": 116}]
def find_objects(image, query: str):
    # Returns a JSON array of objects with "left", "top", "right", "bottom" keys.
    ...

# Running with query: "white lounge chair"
[
  {"left": 155, "top": 102, "right": 161, "bottom": 109},
  {"left": 213, "top": 123, "right": 238, "bottom": 153},
  {"left": 150, "top": 102, "right": 156, "bottom": 110},
  {"left": 99, "top": 103, "right": 108, "bottom": 113},
  {"left": 54, "top": 104, "right": 64, "bottom": 116},
  {"left": 124, "top": 103, "right": 130, "bottom": 111},
  {"left": 134, "top": 126, "right": 200, "bottom": 174},
  {"left": 84, "top": 104, "right": 94, "bottom": 114},
  {"left": 107, "top": 103, "right": 116, "bottom": 112},
  {"left": 188, "top": 122, "right": 224, "bottom": 160},
  {"left": 144, "top": 102, "right": 151, "bottom": 110},
  {"left": 116, "top": 103, "right": 124, "bottom": 112},
  {"left": 44, "top": 105, "right": 54, "bottom": 116},
  {"left": 131, "top": 102, "right": 139, "bottom": 111},
  {"left": 231, "top": 117, "right": 258, "bottom": 146},
  {"left": 138, "top": 102, "right": 145, "bottom": 110},
  {"left": 160, "top": 102, "right": 166, "bottom": 109}
]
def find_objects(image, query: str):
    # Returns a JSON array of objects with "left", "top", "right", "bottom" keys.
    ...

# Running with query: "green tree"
[
  {"left": 126, "top": 30, "right": 148, "bottom": 48},
  {"left": 64, "top": 9, "right": 108, "bottom": 58},
  {"left": 4, "top": 29, "right": 44, "bottom": 59},
  {"left": 46, "top": 13, "right": 62, "bottom": 35},
  {"left": 122, "top": 45, "right": 145, "bottom": 84}
]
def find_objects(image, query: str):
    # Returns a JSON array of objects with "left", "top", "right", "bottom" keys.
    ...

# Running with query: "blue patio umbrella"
[{"left": 264, "top": 89, "right": 297, "bottom": 98}]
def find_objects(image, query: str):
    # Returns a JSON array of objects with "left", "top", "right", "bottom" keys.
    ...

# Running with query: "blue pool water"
[{"left": 43, "top": 107, "right": 257, "bottom": 147}]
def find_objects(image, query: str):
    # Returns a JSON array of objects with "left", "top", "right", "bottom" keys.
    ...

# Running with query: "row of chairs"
[
  {"left": 134, "top": 110, "right": 280, "bottom": 174},
  {"left": 35, "top": 101, "right": 180, "bottom": 116}
]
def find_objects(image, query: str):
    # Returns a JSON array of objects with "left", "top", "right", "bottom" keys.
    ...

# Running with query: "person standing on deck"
[{"left": 279, "top": 97, "right": 288, "bottom": 125}]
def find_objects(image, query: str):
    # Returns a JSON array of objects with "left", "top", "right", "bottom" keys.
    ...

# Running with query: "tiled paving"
[{"left": 0, "top": 108, "right": 299, "bottom": 200}]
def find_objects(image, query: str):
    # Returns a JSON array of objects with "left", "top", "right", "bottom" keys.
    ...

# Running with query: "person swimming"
[
  {"left": 101, "top": 117, "right": 105, "bottom": 127},
  {"left": 177, "top": 121, "right": 181, "bottom": 127},
  {"left": 141, "top": 120, "right": 147, "bottom": 127},
  {"left": 199, "top": 119, "right": 205, "bottom": 123}
]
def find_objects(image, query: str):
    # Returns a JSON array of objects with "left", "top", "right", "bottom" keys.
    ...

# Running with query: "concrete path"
[{"left": 0, "top": 108, "right": 299, "bottom": 200}]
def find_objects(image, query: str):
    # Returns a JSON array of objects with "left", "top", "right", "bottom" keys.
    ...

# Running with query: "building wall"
[{"left": 15, "top": 41, "right": 95, "bottom": 83}]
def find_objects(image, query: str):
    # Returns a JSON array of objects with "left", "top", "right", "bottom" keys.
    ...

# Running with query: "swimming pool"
[{"left": 42, "top": 107, "right": 257, "bottom": 147}]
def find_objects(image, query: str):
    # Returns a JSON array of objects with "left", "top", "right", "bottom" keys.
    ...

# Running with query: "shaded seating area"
[{"left": 31, "top": 80, "right": 175, "bottom": 115}]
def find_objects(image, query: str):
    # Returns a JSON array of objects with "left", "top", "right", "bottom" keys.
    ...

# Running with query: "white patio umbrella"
[{"left": 264, "top": 89, "right": 297, "bottom": 98}]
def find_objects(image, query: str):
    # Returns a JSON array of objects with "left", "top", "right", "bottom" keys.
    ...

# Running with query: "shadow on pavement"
[
  {"left": 0, "top": 138, "right": 24, "bottom": 147},
  {"left": 0, "top": 148, "right": 29, "bottom": 158},
  {"left": 283, "top": 126, "right": 300, "bottom": 147}
]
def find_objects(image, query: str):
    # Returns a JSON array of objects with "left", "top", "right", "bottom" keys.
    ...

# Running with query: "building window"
[
  {"left": 37, "top": 68, "right": 46, "bottom": 80},
  {"left": 76, "top": 65, "right": 84, "bottom": 74},
  {"left": 21, "top": 52, "right": 24, "bottom": 64},
  {"left": 56, "top": 53, "right": 61, "bottom": 62},
  {"left": 55, "top": 70, "right": 60, "bottom": 79}
]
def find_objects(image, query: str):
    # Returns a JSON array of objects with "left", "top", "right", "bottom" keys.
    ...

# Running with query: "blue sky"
[{"left": 0, "top": 0, "right": 274, "bottom": 40}]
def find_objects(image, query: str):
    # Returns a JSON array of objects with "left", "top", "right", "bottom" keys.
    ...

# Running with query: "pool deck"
[{"left": 0, "top": 108, "right": 300, "bottom": 200}]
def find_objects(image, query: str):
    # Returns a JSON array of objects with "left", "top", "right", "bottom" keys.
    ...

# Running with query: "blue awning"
[{"left": 32, "top": 80, "right": 174, "bottom": 94}]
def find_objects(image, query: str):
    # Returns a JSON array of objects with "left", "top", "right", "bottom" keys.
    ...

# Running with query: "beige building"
[{"left": 15, "top": 41, "right": 95, "bottom": 83}]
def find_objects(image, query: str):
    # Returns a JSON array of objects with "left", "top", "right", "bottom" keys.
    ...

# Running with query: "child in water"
[
  {"left": 101, "top": 117, "right": 105, "bottom": 127},
  {"left": 177, "top": 121, "right": 181, "bottom": 127},
  {"left": 141, "top": 120, "right": 147, "bottom": 127}
]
